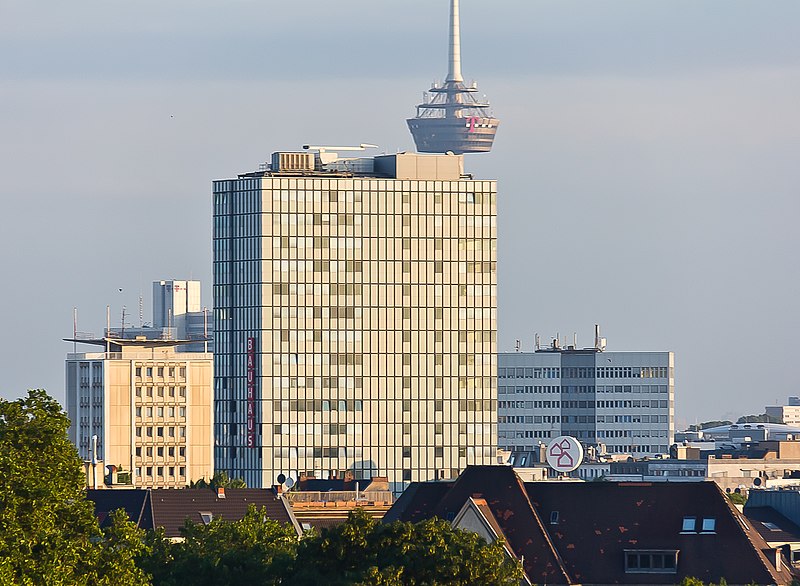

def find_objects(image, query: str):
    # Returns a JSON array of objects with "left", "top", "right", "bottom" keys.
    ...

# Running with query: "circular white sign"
[{"left": 546, "top": 436, "right": 584, "bottom": 473}]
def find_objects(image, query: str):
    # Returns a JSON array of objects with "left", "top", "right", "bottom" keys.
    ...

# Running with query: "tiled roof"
[
  {"left": 149, "top": 488, "right": 299, "bottom": 538},
  {"left": 86, "top": 489, "right": 153, "bottom": 530},
  {"left": 527, "top": 481, "right": 790, "bottom": 585},
  {"left": 385, "top": 466, "right": 570, "bottom": 583},
  {"left": 87, "top": 488, "right": 300, "bottom": 538},
  {"left": 383, "top": 466, "right": 794, "bottom": 585}
]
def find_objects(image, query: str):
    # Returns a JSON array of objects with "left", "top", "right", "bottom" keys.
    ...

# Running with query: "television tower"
[{"left": 407, "top": 0, "right": 500, "bottom": 154}]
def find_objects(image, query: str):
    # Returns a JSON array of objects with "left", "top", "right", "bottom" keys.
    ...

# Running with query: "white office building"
[
  {"left": 213, "top": 149, "right": 497, "bottom": 491},
  {"left": 498, "top": 341, "right": 674, "bottom": 457}
]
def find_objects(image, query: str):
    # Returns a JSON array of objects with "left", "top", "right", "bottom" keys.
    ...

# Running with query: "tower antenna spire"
[{"left": 447, "top": 0, "right": 463, "bottom": 83}]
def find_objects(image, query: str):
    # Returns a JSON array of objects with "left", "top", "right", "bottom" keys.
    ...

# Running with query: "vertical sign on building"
[{"left": 246, "top": 337, "right": 256, "bottom": 448}]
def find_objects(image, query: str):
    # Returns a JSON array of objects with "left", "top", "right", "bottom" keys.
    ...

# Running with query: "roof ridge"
[
  {"left": 711, "top": 482, "right": 789, "bottom": 583},
  {"left": 512, "top": 471, "right": 574, "bottom": 584}
]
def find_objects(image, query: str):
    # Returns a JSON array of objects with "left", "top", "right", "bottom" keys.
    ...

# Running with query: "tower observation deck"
[{"left": 407, "top": 0, "right": 499, "bottom": 154}]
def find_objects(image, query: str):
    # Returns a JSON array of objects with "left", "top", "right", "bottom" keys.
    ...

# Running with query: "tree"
[
  {"left": 290, "top": 509, "right": 524, "bottom": 586},
  {"left": 145, "top": 505, "right": 298, "bottom": 586},
  {"left": 90, "top": 509, "right": 152, "bottom": 586},
  {"left": 687, "top": 420, "right": 732, "bottom": 432},
  {"left": 0, "top": 390, "right": 149, "bottom": 585},
  {"left": 737, "top": 413, "right": 781, "bottom": 424},
  {"left": 0, "top": 390, "right": 101, "bottom": 584},
  {"left": 189, "top": 470, "right": 246, "bottom": 489}
]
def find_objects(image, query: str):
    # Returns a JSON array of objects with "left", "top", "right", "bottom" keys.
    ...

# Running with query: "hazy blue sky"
[{"left": 1, "top": 0, "right": 798, "bottom": 427}]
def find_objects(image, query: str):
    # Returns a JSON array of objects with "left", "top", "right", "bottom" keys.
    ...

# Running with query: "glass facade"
[{"left": 213, "top": 164, "right": 497, "bottom": 491}]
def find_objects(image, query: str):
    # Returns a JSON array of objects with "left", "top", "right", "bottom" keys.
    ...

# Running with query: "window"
[
  {"left": 402, "top": 469, "right": 412, "bottom": 482},
  {"left": 624, "top": 550, "right": 678, "bottom": 574},
  {"left": 402, "top": 447, "right": 412, "bottom": 458},
  {"left": 701, "top": 518, "right": 716, "bottom": 533},
  {"left": 681, "top": 517, "right": 696, "bottom": 532},
  {"left": 199, "top": 512, "right": 213, "bottom": 525},
  {"left": 550, "top": 511, "right": 559, "bottom": 525}
]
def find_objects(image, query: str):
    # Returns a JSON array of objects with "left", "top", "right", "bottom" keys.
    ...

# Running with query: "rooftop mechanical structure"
[{"left": 407, "top": 0, "right": 499, "bottom": 154}]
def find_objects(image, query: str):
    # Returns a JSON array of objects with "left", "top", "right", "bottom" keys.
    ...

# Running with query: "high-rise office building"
[
  {"left": 65, "top": 337, "right": 214, "bottom": 487},
  {"left": 213, "top": 150, "right": 497, "bottom": 491},
  {"left": 498, "top": 339, "right": 674, "bottom": 457}
]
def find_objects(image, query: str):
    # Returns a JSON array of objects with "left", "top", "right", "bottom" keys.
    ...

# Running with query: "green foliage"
[
  {"left": 737, "top": 413, "right": 781, "bottom": 424},
  {"left": 0, "top": 390, "right": 101, "bottom": 585},
  {"left": 91, "top": 509, "right": 152, "bottom": 586},
  {"left": 0, "top": 390, "right": 151, "bottom": 585},
  {"left": 290, "top": 509, "right": 523, "bottom": 586},
  {"left": 680, "top": 578, "right": 729, "bottom": 586},
  {"left": 189, "top": 470, "right": 246, "bottom": 489},
  {"left": 727, "top": 492, "right": 746, "bottom": 505},
  {"left": 687, "top": 420, "right": 732, "bottom": 432},
  {"left": 147, "top": 505, "right": 298, "bottom": 586}
]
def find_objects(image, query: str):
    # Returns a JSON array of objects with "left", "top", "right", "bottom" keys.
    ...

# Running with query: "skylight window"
[
  {"left": 199, "top": 512, "right": 213, "bottom": 525},
  {"left": 681, "top": 517, "right": 696, "bottom": 533},
  {"left": 550, "top": 511, "right": 560, "bottom": 525},
  {"left": 762, "top": 522, "right": 782, "bottom": 532},
  {"left": 701, "top": 518, "right": 716, "bottom": 533}
]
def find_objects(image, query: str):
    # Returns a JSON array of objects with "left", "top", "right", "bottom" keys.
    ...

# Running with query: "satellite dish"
[
  {"left": 285, "top": 477, "right": 295, "bottom": 489},
  {"left": 753, "top": 477, "right": 762, "bottom": 486},
  {"left": 276, "top": 473, "right": 286, "bottom": 484}
]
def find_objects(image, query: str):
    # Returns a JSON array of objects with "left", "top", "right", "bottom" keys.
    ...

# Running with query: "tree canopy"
[
  {"left": 189, "top": 470, "right": 247, "bottom": 489},
  {"left": 0, "top": 390, "right": 150, "bottom": 585}
]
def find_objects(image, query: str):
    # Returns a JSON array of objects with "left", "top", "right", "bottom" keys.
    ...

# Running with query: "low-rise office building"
[
  {"left": 65, "top": 337, "right": 213, "bottom": 488},
  {"left": 498, "top": 336, "right": 674, "bottom": 457}
]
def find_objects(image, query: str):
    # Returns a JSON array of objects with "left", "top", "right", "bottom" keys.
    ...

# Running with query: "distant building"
[
  {"left": 105, "top": 279, "right": 211, "bottom": 352},
  {"left": 610, "top": 440, "right": 800, "bottom": 493},
  {"left": 498, "top": 333, "right": 674, "bottom": 457},
  {"left": 213, "top": 149, "right": 497, "bottom": 492},
  {"left": 767, "top": 398, "right": 800, "bottom": 426},
  {"left": 385, "top": 466, "right": 792, "bottom": 585},
  {"left": 65, "top": 337, "right": 213, "bottom": 488}
]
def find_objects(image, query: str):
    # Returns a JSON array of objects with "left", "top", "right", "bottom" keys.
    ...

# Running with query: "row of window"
[
  {"left": 135, "top": 406, "right": 186, "bottom": 419},
  {"left": 499, "top": 385, "right": 670, "bottom": 395},
  {"left": 135, "top": 386, "right": 187, "bottom": 399},
  {"left": 136, "top": 465, "right": 185, "bottom": 479},
  {"left": 134, "top": 366, "right": 186, "bottom": 379},
  {"left": 135, "top": 446, "right": 186, "bottom": 459},
  {"left": 134, "top": 426, "right": 186, "bottom": 438},
  {"left": 499, "top": 366, "right": 671, "bottom": 380}
]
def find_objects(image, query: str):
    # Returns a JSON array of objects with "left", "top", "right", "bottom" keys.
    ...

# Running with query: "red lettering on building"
[{"left": 246, "top": 337, "right": 256, "bottom": 448}]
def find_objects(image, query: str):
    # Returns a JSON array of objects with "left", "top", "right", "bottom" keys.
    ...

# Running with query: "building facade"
[
  {"left": 498, "top": 348, "right": 674, "bottom": 456},
  {"left": 213, "top": 151, "right": 497, "bottom": 491},
  {"left": 65, "top": 338, "right": 214, "bottom": 487}
]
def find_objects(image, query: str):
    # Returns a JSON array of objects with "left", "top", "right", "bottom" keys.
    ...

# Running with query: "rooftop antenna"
[
  {"left": 106, "top": 305, "right": 110, "bottom": 353},
  {"left": 535, "top": 333, "right": 541, "bottom": 351},
  {"left": 203, "top": 306, "right": 209, "bottom": 353},
  {"left": 515, "top": 339, "right": 520, "bottom": 352},
  {"left": 594, "top": 324, "right": 601, "bottom": 349},
  {"left": 138, "top": 293, "right": 144, "bottom": 327},
  {"left": 447, "top": 0, "right": 463, "bottom": 83},
  {"left": 72, "top": 307, "right": 77, "bottom": 353},
  {"left": 120, "top": 306, "right": 127, "bottom": 339}
]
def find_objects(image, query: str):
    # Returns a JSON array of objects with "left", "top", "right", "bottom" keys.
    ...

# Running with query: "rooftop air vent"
[{"left": 271, "top": 151, "right": 315, "bottom": 173}]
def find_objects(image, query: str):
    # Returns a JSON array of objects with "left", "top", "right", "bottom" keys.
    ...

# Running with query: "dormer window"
[
  {"left": 701, "top": 518, "right": 716, "bottom": 533},
  {"left": 681, "top": 517, "right": 696, "bottom": 533},
  {"left": 625, "top": 550, "right": 679, "bottom": 574}
]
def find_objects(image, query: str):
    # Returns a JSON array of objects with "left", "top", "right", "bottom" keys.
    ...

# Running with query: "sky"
[{"left": 0, "top": 0, "right": 798, "bottom": 427}]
